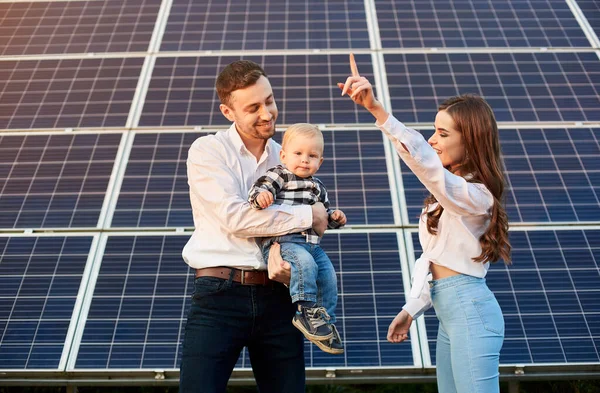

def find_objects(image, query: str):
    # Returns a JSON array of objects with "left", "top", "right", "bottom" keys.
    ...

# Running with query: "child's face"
[{"left": 280, "top": 135, "right": 324, "bottom": 178}]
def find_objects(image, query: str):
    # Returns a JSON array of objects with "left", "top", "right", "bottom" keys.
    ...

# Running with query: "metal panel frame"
[{"left": 1, "top": 0, "right": 600, "bottom": 387}]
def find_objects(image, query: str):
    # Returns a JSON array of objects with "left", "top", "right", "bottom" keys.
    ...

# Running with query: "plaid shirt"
[{"left": 249, "top": 165, "right": 343, "bottom": 243}]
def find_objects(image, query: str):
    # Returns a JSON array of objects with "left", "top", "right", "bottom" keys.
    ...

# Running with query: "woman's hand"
[
  {"left": 338, "top": 53, "right": 388, "bottom": 123},
  {"left": 387, "top": 309, "right": 413, "bottom": 343}
]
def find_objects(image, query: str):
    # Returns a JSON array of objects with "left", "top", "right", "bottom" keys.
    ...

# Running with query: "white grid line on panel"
[
  {"left": 364, "top": 0, "right": 381, "bottom": 50},
  {"left": 398, "top": 231, "right": 426, "bottom": 368},
  {"left": 101, "top": 132, "right": 136, "bottom": 229},
  {"left": 148, "top": 0, "right": 173, "bottom": 53},
  {"left": 566, "top": 0, "right": 600, "bottom": 48},
  {"left": 61, "top": 234, "right": 101, "bottom": 370},
  {"left": 66, "top": 233, "right": 108, "bottom": 370},
  {"left": 369, "top": 51, "right": 404, "bottom": 226}
]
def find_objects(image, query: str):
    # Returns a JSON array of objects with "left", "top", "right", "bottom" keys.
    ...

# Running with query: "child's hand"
[
  {"left": 256, "top": 191, "right": 274, "bottom": 209},
  {"left": 331, "top": 210, "right": 347, "bottom": 226}
]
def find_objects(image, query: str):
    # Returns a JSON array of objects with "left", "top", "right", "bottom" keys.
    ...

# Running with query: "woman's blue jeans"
[
  {"left": 263, "top": 234, "right": 338, "bottom": 323},
  {"left": 431, "top": 274, "right": 504, "bottom": 393}
]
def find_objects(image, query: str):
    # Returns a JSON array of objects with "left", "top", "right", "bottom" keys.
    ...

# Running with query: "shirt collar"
[
  {"left": 227, "top": 123, "right": 246, "bottom": 155},
  {"left": 227, "top": 123, "right": 274, "bottom": 158}
]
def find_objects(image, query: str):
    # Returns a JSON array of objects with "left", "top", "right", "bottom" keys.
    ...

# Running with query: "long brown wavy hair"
[{"left": 424, "top": 94, "right": 511, "bottom": 264}]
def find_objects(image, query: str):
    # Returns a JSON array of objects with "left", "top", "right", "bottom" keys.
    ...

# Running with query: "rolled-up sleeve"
[{"left": 402, "top": 256, "right": 432, "bottom": 319}]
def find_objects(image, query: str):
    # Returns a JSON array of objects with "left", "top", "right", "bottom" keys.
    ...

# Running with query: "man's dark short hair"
[{"left": 216, "top": 60, "right": 267, "bottom": 106}]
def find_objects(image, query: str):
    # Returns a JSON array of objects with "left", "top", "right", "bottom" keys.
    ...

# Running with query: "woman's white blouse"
[{"left": 377, "top": 114, "right": 494, "bottom": 319}]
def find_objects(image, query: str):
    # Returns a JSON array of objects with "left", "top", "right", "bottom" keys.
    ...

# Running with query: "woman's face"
[{"left": 428, "top": 110, "right": 466, "bottom": 173}]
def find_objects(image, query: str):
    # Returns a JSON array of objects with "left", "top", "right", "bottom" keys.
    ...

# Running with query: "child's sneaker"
[
  {"left": 313, "top": 323, "right": 344, "bottom": 355},
  {"left": 292, "top": 306, "right": 333, "bottom": 341}
]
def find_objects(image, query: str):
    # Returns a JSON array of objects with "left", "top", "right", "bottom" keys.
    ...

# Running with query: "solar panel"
[
  {"left": 577, "top": 1, "right": 600, "bottom": 44},
  {"left": 400, "top": 127, "right": 600, "bottom": 224},
  {"left": 0, "top": 235, "right": 94, "bottom": 370},
  {"left": 110, "top": 129, "right": 396, "bottom": 228},
  {"left": 71, "top": 231, "right": 414, "bottom": 369},
  {"left": 375, "top": 0, "right": 591, "bottom": 48},
  {"left": 0, "top": 0, "right": 599, "bottom": 381},
  {"left": 0, "top": 0, "right": 161, "bottom": 56},
  {"left": 384, "top": 52, "right": 600, "bottom": 123},
  {"left": 138, "top": 54, "right": 377, "bottom": 127},
  {"left": 0, "top": 58, "right": 144, "bottom": 130},
  {"left": 411, "top": 228, "right": 600, "bottom": 365},
  {"left": 161, "top": 0, "right": 370, "bottom": 51},
  {"left": 0, "top": 133, "right": 121, "bottom": 229}
]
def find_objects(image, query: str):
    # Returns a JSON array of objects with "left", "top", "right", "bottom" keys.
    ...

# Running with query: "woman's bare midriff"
[{"left": 430, "top": 263, "right": 460, "bottom": 280}]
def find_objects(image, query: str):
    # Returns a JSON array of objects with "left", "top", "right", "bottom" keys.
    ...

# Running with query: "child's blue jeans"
[
  {"left": 430, "top": 274, "right": 504, "bottom": 393},
  {"left": 262, "top": 234, "right": 338, "bottom": 323}
]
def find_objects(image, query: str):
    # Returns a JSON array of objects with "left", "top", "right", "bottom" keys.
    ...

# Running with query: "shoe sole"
[
  {"left": 292, "top": 318, "right": 334, "bottom": 341},
  {"left": 310, "top": 337, "right": 344, "bottom": 355}
]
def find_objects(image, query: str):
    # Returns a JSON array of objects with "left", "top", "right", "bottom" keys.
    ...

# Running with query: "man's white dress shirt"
[{"left": 182, "top": 124, "right": 312, "bottom": 270}]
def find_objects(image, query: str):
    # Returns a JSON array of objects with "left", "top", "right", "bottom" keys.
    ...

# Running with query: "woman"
[{"left": 339, "top": 54, "right": 511, "bottom": 393}]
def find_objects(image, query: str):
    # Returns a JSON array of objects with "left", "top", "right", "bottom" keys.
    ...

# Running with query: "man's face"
[{"left": 219, "top": 75, "right": 278, "bottom": 141}]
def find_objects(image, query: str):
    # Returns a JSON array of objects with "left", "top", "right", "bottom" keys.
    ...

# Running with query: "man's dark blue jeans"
[{"left": 179, "top": 272, "right": 305, "bottom": 393}]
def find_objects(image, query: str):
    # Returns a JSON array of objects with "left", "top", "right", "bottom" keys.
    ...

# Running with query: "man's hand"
[
  {"left": 267, "top": 242, "right": 291, "bottom": 284},
  {"left": 330, "top": 209, "right": 347, "bottom": 226},
  {"left": 387, "top": 309, "right": 413, "bottom": 343},
  {"left": 311, "top": 202, "right": 328, "bottom": 236},
  {"left": 256, "top": 190, "right": 274, "bottom": 209}
]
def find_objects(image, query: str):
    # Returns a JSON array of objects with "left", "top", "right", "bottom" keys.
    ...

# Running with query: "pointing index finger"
[{"left": 350, "top": 53, "right": 359, "bottom": 77}]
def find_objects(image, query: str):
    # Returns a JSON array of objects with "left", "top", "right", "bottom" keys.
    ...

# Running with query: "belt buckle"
[
  {"left": 240, "top": 269, "right": 246, "bottom": 285},
  {"left": 300, "top": 231, "right": 312, "bottom": 244}
]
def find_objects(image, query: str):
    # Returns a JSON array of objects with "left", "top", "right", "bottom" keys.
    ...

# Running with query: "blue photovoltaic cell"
[
  {"left": 0, "top": 236, "right": 92, "bottom": 370},
  {"left": 0, "top": 0, "right": 161, "bottom": 56},
  {"left": 412, "top": 229, "right": 600, "bottom": 365},
  {"left": 577, "top": 1, "right": 600, "bottom": 43},
  {"left": 161, "top": 0, "right": 370, "bottom": 51},
  {"left": 111, "top": 129, "right": 395, "bottom": 228},
  {"left": 401, "top": 128, "right": 600, "bottom": 224},
  {"left": 0, "top": 58, "right": 144, "bottom": 130},
  {"left": 138, "top": 54, "right": 376, "bottom": 127},
  {"left": 74, "top": 232, "right": 412, "bottom": 369},
  {"left": 0, "top": 133, "right": 121, "bottom": 229},
  {"left": 111, "top": 132, "right": 195, "bottom": 228},
  {"left": 376, "top": 0, "right": 591, "bottom": 48},
  {"left": 384, "top": 52, "right": 600, "bottom": 123},
  {"left": 73, "top": 236, "right": 192, "bottom": 369}
]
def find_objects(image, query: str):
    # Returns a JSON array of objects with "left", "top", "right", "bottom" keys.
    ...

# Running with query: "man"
[{"left": 179, "top": 60, "right": 328, "bottom": 393}]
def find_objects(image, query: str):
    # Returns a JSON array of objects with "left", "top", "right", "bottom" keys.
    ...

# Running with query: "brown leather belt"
[{"left": 195, "top": 267, "right": 271, "bottom": 286}]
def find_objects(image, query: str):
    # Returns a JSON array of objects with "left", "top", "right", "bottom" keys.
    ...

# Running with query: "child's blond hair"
[{"left": 281, "top": 123, "right": 324, "bottom": 154}]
